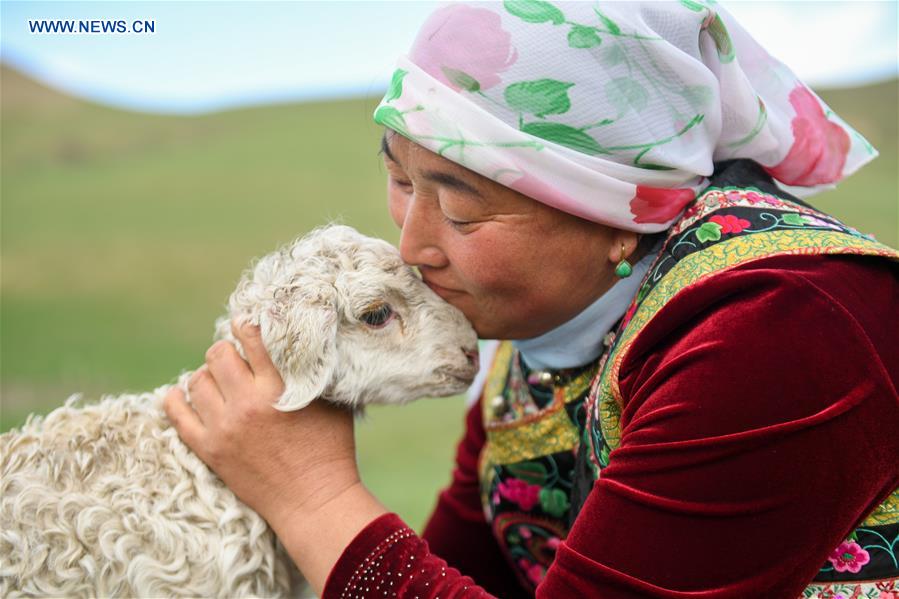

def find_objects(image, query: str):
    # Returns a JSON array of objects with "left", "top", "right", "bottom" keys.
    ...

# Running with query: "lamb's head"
[{"left": 214, "top": 225, "right": 479, "bottom": 411}]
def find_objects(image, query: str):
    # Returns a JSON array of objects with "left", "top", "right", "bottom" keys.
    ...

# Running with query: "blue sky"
[{"left": 2, "top": 1, "right": 897, "bottom": 115}]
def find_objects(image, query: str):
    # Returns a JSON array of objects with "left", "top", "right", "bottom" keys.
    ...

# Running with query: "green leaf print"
[
  {"left": 441, "top": 67, "right": 481, "bottom": 92},
  {"left": 504, "top": 0, "right": 565, "bottom": 25},
  {"left": 539, "top": 488, "right": 570, "bottom": 518},
  {"left": 680, "top": 0, "right": 706, "bottom": 12},
  {"left": 605, "top": 77, "right": 649, "bottom": 114},
  {"left": 695, "top": 221, "right": 722, "bottom": 243},
  {"left": 782, "top": 213, "right": 805, "bottom": 226},
  {"left": 384, "top": 69, "right": 408, "bottom": 103},
  {"left": 706, "top": 13, "right": 735, "bottom": 63},
  {"left": 593, "top": 8, "right": 621, "bottom": 35},
  {"left": 507, "top": 461, "right": 548, "bottom": 485},
  {"left": 678, "top": 85, "right": 713, "bottom": 112},
  {"left": 568, "top": 25, "right": 602, "bottom": 49},
  {"left": 505, "top": 79, "right": 575, "bottom": 117},
  {"left": 599, "top": 44, "right": 626, "bottom": 68},
  {"left": 373, "top": 106, "right": 408, "bottom": 135},
  {"left": 521, "top": 121, "right": 606, "bottom": 155}
]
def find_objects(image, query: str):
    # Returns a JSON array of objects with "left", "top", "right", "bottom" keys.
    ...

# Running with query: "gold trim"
[
  {"left": 593, "top": 229, "right": 899, "bottom": 526},
  {"left": 597, "top": 230, "right": 899, "bottom": 452}
]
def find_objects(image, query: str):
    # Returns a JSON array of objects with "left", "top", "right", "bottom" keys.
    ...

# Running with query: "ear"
[
  {"left": 266, "top": 283, "right": 339, "bottom": 412},
  {"left": 608, "top": 231, "right": 641, "bottom": 264}
]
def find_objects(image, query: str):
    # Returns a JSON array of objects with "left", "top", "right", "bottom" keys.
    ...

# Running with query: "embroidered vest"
[{"left": 477, "top": 185, "right": 899, "bottom": 596}]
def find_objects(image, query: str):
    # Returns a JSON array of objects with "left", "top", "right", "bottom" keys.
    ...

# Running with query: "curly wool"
[
  {"left": 1, "top": 385, "right": 296, "bottom": 598},
  {"left": 0, "top": 225, "right": 478, "bottom": 598}
]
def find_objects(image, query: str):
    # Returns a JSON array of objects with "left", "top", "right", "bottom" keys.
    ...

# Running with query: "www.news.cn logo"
[{"left": 29, "top": 19, "right": 155, "bottom": 34}]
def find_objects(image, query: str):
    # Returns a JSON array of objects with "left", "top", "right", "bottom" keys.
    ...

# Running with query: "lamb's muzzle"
[{"left": 0, "top": 224, "right": 479, "bottom": 598}]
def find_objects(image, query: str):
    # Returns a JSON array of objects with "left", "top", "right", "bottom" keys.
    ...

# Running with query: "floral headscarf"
[{"left": 374, "top": 0, "right": 877, "bottom": 232}]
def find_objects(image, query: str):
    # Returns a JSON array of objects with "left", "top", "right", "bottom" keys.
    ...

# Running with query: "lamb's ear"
[{"left": 268, "top": 284, "right": 339, "bottom": 412}]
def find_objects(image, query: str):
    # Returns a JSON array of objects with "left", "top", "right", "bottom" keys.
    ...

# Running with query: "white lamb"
[{"left": 0, "top": 224, "right": 479, "bottom": 598}]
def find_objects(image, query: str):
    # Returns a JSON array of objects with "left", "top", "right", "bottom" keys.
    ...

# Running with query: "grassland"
[{"left": 1, "top": 65, "right": 896, "bottom": 529}]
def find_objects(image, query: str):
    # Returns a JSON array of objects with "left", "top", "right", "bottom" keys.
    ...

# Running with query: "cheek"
[
  {"left": 449, "top": 236, "right": 522, "bottom": 298},
  {"left": 387, "top": 188, "right": 406, "bottom": 229}
]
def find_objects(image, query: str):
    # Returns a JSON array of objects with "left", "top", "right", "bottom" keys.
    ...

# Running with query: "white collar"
[{"left": 512, "top": 247, "right": 658, "bottom": 370}]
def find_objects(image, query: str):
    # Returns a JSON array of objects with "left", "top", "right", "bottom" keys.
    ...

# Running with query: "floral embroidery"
[
  {"left": 480, "top": 347, "right": 598, "bottom": 592},
  {"left": 481, "top": 187, "right": 899, "bottom": 595},
  {"left": 526, "top": 563, "right": 546, "bottom": 586},
  {"left": 538, "top": 487, "right": 570, "bottom": 518},
  {"left": 802, "top": 580, "right": 899, "bottom": 599},
  {"left": 765, "top": 85, "right": 851, "bottom": 186},
  {"left": 410, "top": 4, "right": 517, "bottom": 93},
  {"left": 583, "top": 187, "right": 899, "bottom": 594},
  {"left": 498, "top": 477, "right": 542, "bottom": 511},
  {"left": 492, "top": 514, "right": 567, "bottom": 591},
  {"left": 709, "top": 214, "right": 751, "bottom": 234},
  {"left": 744, "top": 190, "right": 765, "bottom": 204},
  {"left": 828, "top": 541, "right": 871, "bottom": 574}
]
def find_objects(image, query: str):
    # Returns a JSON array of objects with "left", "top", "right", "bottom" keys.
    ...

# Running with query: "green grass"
[{"left": 1, "top": 65, "right": 896, "bottom": 529}]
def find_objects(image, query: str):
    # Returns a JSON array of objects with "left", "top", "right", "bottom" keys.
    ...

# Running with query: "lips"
[{"left": 423, "top": 277, "right": 458, "bottom": 298}]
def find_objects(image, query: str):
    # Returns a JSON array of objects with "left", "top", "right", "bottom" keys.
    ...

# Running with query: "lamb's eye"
[{"left": 360, "top": 304, "right": 394, "bottom": 328}]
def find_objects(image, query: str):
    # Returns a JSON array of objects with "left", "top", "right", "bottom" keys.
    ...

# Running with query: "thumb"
[{"left": 232, "top": 320, "right": 280, "bottom": 380}]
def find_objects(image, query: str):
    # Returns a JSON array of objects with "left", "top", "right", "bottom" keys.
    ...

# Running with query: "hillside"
[{"left": 1, "top": 65, "right": 897, "bottom": 527}]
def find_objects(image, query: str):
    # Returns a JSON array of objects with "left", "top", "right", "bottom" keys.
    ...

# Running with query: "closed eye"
[{"left": 391, "top": 177, "right": 413, "bottom": 191}]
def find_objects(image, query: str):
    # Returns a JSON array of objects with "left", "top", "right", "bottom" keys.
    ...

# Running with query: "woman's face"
[{"left": 383, "top": 132, "right": 623, "bottom": 340}]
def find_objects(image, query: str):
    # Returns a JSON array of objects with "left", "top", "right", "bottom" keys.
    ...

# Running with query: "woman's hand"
[{"left": 163, "top": 321, "right": 387, "bottom": 593}]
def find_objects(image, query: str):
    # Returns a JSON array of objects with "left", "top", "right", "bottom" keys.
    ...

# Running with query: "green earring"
[{"left": 615, "top": 243, "right": 633, "bottom": 278}]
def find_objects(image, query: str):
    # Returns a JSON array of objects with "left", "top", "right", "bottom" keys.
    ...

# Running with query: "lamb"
[{"left": 0, "top": 224, "right": 479, "bottom": 598}]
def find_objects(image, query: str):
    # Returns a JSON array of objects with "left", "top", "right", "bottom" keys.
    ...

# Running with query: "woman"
[{"left": 164, "top": 2, "right": 899, "bottom": 597}]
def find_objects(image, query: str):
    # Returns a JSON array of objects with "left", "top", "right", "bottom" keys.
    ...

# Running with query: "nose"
[
  {"left": 463, "top": 347, "right": 480, "bottom": 368},
  {"left": 397, "top": 196, "right": 449, "bottom": 269}
]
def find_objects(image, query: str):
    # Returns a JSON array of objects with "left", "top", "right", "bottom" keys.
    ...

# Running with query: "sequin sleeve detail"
[{"left": 324, "top": 513, "right": 497, "bottom": 599}]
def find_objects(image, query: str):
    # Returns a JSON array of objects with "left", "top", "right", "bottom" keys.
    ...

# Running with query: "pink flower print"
[
  {"left": 546, "top": 536, "right": 561, "bottom": 551},
  {"left": 878, "top": 592, "right": 899, "bottom": 599},
  {"left": 725, "top": 190, "right": 743, "bottom": 203},
  {"left": 765, "top": 85, "right": 850, "bottom": 186},
  {"left": 709, "top": 214, "right": 751, "bottom": 234},
  {"left": 828, "top": 541, "right": 870, "bottom": 574},
  {"left": 409, "top": 4, "right": 517, "bottom": 92},
  {"left": 517, "top": 558, "right": 530, "bottom": 572},
  {"left": 518, "top": 526, "right": 532, "bottom": 539},
  {"left": 497, "top": 478, "right": 541, "bottom": 511},
  {"left": 744, "top": 191, "right": 764, "bottom": 204},
  {"left": 526, "top": 563, "right": 546, "bottom": 586},
  {"left": 630, "top": 186, "right": 696, "bottom": 225}
]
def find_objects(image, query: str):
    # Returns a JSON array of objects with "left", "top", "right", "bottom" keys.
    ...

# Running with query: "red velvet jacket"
[{"left": 324, "top": 251, "right": 898, "bottom": 598}]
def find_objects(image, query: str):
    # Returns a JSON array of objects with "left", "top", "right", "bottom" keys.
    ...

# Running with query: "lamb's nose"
[{"left": 463, "top": 348, "right": 480, "bottom": 367}]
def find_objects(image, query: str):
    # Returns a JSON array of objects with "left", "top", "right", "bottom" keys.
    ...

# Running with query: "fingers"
[
  {"left": 187, "top": 365, "right": 224, "bottom": 421},
  {"left": 232, "top": 321, "right": 280, "bottom": 380},
  {"left": 163, "top": 386, "right": 204, "bottom": 447},
  {"left": 205, "top": 339, "right": 253, "bottom": 403}
]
